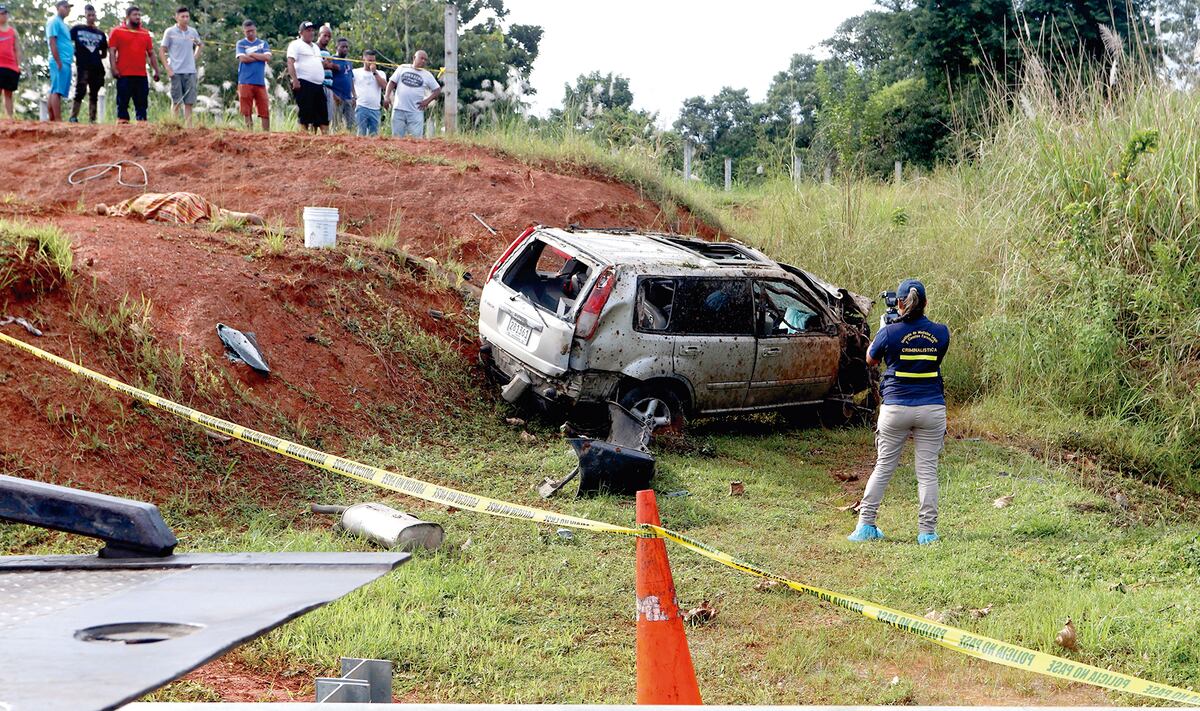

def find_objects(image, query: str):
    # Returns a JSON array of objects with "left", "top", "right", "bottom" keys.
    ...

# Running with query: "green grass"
[
  {"left": 374, "top": 147, "right": 480, "bottom": 173},
  {"left": 0, "top": 219, "right": 73, "bottom": 297},
  {"left": 3, "top": 204, "right": 1198, "bottom": 705},
  {"left": 8, "top": 408, "right": 1196, "bottom": 704},
  {"left": 4, "top": 64, "right": 1199, "bottom": 703},
  {"left": 261, "top": 223, "right": 289, "bottom": 255}
]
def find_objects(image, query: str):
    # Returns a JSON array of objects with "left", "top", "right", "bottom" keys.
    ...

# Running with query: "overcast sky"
[{"left": 502, "top": 0, "right": 877, "bottom": 125}]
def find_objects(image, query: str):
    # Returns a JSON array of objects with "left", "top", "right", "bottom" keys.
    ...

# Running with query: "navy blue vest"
[{"left": 869, "top": 316, "right": 951, "bottom": 406}]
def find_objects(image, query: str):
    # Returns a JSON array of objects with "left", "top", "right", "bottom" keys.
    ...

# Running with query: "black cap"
[
  {"left": 298, "top": 20, "right": 314, "bottom": 32},
  {"left": 55, "top": 0, "right": 72, "bottom": 8}
]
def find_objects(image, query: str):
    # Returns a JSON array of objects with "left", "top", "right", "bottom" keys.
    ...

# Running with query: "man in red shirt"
[{"left": 107, "top": 5, "right": 158, "bottom": 122}]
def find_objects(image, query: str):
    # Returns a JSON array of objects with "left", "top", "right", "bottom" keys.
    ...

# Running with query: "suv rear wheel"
[{"left": 619, "top": 384, "right": 685, "bottom": 434}]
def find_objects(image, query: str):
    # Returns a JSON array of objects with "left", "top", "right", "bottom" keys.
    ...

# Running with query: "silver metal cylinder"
[{"left": 339, "top": 503, "right": 444, "bottom": 552}]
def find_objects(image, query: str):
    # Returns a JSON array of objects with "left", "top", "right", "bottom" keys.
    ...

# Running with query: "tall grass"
[
  {"left": 706, "top": 65, "right": 1200, "bottom": 489},
  {"left": 966, "top": 70, "right": 1200, "bottom": 487},
  {"left": 457, "top": 120, "right": 735, "bottom": 236},
  {"left": 717, "top": 177, "right": 1000, "bottom": 401},
  {"left": 449, "top": 71, "right": 1199, "bottom": 488}
]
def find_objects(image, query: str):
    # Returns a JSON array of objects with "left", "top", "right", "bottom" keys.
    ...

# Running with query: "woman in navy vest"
[{"left": 849, "top": 279, "right": 950, "bottom": 545}]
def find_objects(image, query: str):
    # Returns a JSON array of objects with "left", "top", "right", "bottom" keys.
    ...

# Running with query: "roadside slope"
[{"left": 0, "top": 122, "right": 717, "bottom": 275}]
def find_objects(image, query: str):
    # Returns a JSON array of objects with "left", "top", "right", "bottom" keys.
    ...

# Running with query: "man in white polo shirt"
[
  {"left": 285, "top": 21, "right": 329, "bottom": 133},
  {"left": 384, "top": 49, "right": 441, "bottom": 138}
]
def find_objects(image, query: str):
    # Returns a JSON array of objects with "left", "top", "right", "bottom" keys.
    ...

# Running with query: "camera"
[{"left": 879, "top": 290, "right": 901, "bottom": 328}]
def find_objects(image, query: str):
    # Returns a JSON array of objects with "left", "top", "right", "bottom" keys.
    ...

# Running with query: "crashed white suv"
[{"left": 478, "top": 226, "right": 877, "bottom": 429}]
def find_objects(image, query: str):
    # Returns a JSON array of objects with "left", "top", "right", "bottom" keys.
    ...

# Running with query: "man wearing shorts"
[
  {"left": 0, "top": 5, "right": 22, "bottom": 119},
  {"left": 159, "top": 6, "right": 201, "bottom": 127},
  {"left": 45, "top": 0, "right": 74, "bottom": 121},
  {"left": 70, "top": 4, "right": 107, "bottom": 123},
  {"left": 286, "top": 21, "right": 328, "bottom": 133},
  {"left": 235, "top": 20, "right": 270, "bottom": 131},
  {"left": 108, "top": 5, "right": 159, "bottom": 123}
]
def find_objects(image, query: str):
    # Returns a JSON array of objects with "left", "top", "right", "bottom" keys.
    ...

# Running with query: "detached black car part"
[{"left": 567, "top": 402, "right": 656, "bottom": 496}]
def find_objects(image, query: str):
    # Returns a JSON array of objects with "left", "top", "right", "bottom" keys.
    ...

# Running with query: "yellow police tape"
[
  {"left": 2, "top": 328, "right": 1198, "bottom": 706},
  {"left": 204, "top": 38, "right": 448, "bottom": 76}
]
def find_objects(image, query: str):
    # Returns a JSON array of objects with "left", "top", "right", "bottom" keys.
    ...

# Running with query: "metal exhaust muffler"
[{"left": 312, "top": 503, "right": 445, "bottom": 551}]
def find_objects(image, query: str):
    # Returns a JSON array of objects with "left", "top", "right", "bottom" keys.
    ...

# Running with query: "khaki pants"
[{"left": 858, "top": 404, "right": 947, "bottom": 534}]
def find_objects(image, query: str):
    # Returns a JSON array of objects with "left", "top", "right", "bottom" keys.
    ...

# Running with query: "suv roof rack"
[
  {"left": 564, "top": 224, "right": 636, "bottom": 234},
  {"left": 550, "top": 227, "right": 770, "bottom": 266},
  {"left": 661, "top": 236, "right": 766, "bottom": 263}
]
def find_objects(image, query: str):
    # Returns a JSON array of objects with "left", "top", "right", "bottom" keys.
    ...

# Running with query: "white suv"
[{"left": 478, "top": 226, "right": 877, "bottom": 429}]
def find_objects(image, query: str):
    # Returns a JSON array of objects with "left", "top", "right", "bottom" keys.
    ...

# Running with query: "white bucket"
[{"left": 303, "top": 206, "right": 339, "bottom": 249}]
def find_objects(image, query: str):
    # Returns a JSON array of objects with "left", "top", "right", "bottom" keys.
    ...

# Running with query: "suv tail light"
[
  {"left": 487, "top": 226, "right": 536, "bottom": 283},
  {"left": 576, "top": 267, "right": 615, "bottom": 340}
]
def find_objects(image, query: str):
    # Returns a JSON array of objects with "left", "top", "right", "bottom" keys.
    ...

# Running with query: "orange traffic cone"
[{"left": 635, "top": 489, "right": 702, "bottom": 704}]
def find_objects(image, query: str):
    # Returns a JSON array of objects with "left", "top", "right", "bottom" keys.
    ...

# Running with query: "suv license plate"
[{"left": 506, "top": 319, "right": 532, "bottom": 346}]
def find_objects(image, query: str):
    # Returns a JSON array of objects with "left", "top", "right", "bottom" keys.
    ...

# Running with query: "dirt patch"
[
  {"left": 0, "top": 122, "right": 718, "bottom": 277},
  {"left": 180, "top": 658, "right": 310, "bottom": 702},
  {"left": 0, "top": 211, "right": 465, "bottom": 502}
]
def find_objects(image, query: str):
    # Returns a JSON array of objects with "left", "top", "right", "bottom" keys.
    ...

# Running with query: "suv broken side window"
[
  {"left": 636, "top": 278, "right": 676, "bottom": 332},
  {"left": 501, "top": 239, "right": 593, "bottom": 314},
  {"left": 668, "top": 278, "right": 754, "bottom": 336},
  {"left": 754, "top": 280, "right": 823, "bottom": 336}
]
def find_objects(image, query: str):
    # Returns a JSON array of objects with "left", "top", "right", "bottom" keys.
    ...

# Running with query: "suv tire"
[{"left": 619, "top": 385, "right": 685, "bottom": 434}]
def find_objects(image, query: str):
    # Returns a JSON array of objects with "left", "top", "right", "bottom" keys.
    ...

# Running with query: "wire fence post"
[
  {"left": 894, "top": 160, "right": 902, "bottom": 185},
  {"left": 792, "top": 155, "right": 803, "bottom": 187},
  {"left": 823, "top": 165, "right": 832, "bottom": 184},
  {"left": 723, "top": 157, "right": 731, "bottom": 192},
  {"left": 683, "top": 140, "right": 693, "bottom": 182},
  {"left": 443, "top": 2, "right": 459, "bottom": 135}
]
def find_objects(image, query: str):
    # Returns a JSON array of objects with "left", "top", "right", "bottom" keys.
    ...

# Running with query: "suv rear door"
[
  {"left": 479, "top": 235, "right": 597, "bottom": 377},
  {"left": 746, "top": 278, "right": 840, "bottom": 406},
  {"left": 667, "top": 277, "right": 755, "bottom": 411}
]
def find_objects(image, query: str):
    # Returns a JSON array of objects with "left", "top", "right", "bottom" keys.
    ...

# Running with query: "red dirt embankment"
[
  {"left": 0, "top": 122, "right": 716, "bottom": 273},
  {"left": 0, "top": 122, "right": 719, "bottom": 504},
  {"left": 0, "top": 214, "right": 459, "bottom": 502},
  {"left": 0, "top": 123, "right": 723, "bottom": 701}
]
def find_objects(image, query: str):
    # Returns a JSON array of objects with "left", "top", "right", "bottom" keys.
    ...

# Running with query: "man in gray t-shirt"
[
  {"left": 159, "top": 6, "right": 202, "bottom": 126},
  {"left": 384, "top": 49, "right": 441, "bottom": 138}
]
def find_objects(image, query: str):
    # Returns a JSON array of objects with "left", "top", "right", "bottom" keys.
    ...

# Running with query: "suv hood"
[{"left": 779, "top": 263, "right": 872, "bottom": 320}]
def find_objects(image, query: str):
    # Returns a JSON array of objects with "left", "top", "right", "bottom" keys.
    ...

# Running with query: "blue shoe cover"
[
  {"left": 847, "top": 524, "right": 884, "bottom": 542},
  {"left": 917, "top": 532, "right": 940, "bottom": 545}
]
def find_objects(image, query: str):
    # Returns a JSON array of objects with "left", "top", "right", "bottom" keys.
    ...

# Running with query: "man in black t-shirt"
[{"left": 70, "top": 4, "right": 107, "bottom": 122}]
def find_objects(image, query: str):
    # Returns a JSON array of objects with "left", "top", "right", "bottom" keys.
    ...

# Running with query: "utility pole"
[
  {"left": 443, "top": 2, "right": 459, "bottom": 135},
  {"left": 682, "top": 140, "right": 693, "bottom": 182},
  {"left": 724, "top": 158, "right": 732, "bottom": 192}
]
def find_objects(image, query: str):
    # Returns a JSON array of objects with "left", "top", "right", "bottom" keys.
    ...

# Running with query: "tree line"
[{"left": 557, "top": 0, "right": 1200, "bottom": 185}]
